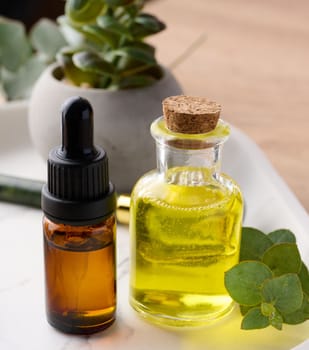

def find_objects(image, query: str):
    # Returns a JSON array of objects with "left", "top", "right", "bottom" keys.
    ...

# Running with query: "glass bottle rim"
[{"left": 150, "top": 116, "right": 230, "bottom": 147}]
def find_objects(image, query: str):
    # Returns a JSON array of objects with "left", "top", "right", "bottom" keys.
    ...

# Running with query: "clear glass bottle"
[{"left": 129, "top": 98, "right": 243, "bottom": 327}]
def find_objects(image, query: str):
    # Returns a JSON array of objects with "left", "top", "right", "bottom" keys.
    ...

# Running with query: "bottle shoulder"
[
  {"left": 43, "top": 215, "right": 116, "bottom": 251},
  {"left": 131, "top": 170, "right": 243, "bottom": 209}
]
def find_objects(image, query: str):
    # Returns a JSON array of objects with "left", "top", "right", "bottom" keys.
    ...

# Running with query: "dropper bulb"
[{"left": 61, "top": 96, "right": 97, "bottom": 159}]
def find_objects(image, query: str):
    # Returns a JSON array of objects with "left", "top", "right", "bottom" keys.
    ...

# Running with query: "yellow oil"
[{"left": 130, "top": 168, "right": 243, "bottom": 326}]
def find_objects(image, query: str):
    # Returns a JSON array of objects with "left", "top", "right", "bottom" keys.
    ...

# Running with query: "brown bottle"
[{"left": 41, "top": 97, "right": 117, "bottom": 334}]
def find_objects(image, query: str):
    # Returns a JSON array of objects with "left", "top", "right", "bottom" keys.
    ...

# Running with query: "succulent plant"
[
  {"left": 57, "top": 0, "right": 166, "bottom": 90},
  {"left": 0, "top": 17, "right": 66, "bottom": 101}
]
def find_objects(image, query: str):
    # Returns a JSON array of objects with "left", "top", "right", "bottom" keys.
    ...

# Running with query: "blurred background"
[
  {"left": 1, "top": 0, "right": 308, "bottom": 211},
  {"left": 145, "top": 0, "right": 309, "bottom": 212},
  {"left": 0, "top": 0, "right": 64, "bottom": 29}
]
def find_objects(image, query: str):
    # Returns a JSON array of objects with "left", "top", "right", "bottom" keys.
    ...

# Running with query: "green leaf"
[
  {"left": 130, "top": 41, "right": 156, "bottom": 55},
  {"left": 65, "top": 0, "right": 105, "bottom": 24},
  {"left": 283, "top": 293, "right": 309, "bottom": 324},
  {"left": 29, "top": 18, "right": 67, "bottom": 62},
  {"left": 262, "top": 274, "right": 303, "bottom": 315},
  {"left": 240, "top": 227, "right": 273, "bottom": 261},
  {"left": 105, "top": 0, "right": 135, "bottom": 6},
  {"left": 225, "top": 261, "right": 273, "bottom": 306},
  {"left": 115, "top": 43, "right": 157, "bottom": 74},
  {"left": 72, "top": 51, "right": 115, "bottom": 76},
  {"left": 269, "top": 308, "right": 283, "bottom": 330},
  {"left": 241, "top": 307, "right": 270, "bottom": 330},
  {"left": 130, "top": 14, "right": 166, "bottom": 39},
  {"left": 98, "top": 75, "right": 112, "bottom": 89},
  {"left": 116, "top": 3, "right": 144, "bottom": 19},
  {"left": 141, "top": 65, "right": 164, "bottom": 80},
  {"left": 82, "top": 24, "right": 118, "bottom": 48},
  {"left": 110, "top": 46, "right": 156, "bottom": 65},
  {"left": 262, "top": 243, "right": 302, "bottom": 276},
  {"left": 0, "top": 18, "right": 31, "bottom": 71},
  {"left": 298, "top": 262, "right": 309, "bottom": 294},
  {"left": 114, "top": 74, "right": 156, "bottom": 89},
  {"left": 134, "top": 13, "right": 166, "bottom": 33},
  {"left": 56, "top": 48, "right": 98, "bottom": 86},
  {"left": 97, "top": 15, "right": 131, "bottom": 37},
  {"left": 57, "top": 15, "right": 85, "bottom": 46},
  {"left": 268, "top": 229, "right": 296, "bottom": 244},
  {"left": 130, "top": 14, "right": 166, "bottom": 38},
  {"left": 260, "top": 303, "right": 283, "bottom": 330},
  {"left": 239, "top": 304, "right": 254, "bottom": 316},
  {"left": 261, "top": 302, "right": 276, "bottom": 317},
  {"left": 3, "top": 56, "right": 46, "bottom": 100}
]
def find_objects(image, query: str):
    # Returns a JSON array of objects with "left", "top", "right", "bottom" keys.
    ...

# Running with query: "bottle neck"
[
  {"left": 156, "top": 141, "right": 223, "bottom": 185},
  {"left": 151, "top": 117, "right": 230, "bottom": 186}
]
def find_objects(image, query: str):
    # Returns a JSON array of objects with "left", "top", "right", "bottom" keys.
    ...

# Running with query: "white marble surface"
[{"left": 0, "top": 109, "right": 308, "bottom": 349}]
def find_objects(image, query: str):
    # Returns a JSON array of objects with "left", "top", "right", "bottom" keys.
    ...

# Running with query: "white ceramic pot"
[
  {"left": 0, "top": 100, "right": 29, "bottom": 148},
  {"left": 28, "top": 63, "right": 182, "bottom": 192}
]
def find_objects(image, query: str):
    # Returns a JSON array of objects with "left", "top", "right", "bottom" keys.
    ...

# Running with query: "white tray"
[{"left": 0, "top": 105, "right": 308, "bottom": 350}]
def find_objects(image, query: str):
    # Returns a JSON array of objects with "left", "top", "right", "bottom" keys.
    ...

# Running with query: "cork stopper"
[{"left": 162, "top": 95, "right": 221, "bottom": 134}]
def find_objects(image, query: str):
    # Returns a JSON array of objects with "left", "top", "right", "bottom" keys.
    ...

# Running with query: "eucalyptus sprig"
[
  {"left": 225, "top": 227, "right": 309, "bottom": 330},
  {"left": 57, "top": 0, "right": 165, "bottom": 89},
  {"left": 0, "top": 17, "right": 66, "bottom": 101}
]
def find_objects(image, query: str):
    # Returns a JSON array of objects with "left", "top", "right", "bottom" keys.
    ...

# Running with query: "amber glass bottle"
[{"left": 42, "top": 97, "right": 117, "bottom": 334}]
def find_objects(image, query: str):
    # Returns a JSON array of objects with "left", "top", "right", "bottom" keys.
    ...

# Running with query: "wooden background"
[{"left": 146, "top": 0, "right": 309, "bottom": 212}]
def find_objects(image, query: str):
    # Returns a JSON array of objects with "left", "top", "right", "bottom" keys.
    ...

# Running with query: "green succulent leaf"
[
  {"left": 72, "top": 51, "right": 115, "bottom": 76},
  {"left": 56, "top": 48, "right": 98, "bottom": 86},
  {"left": 130, "top": 14, "right": 166, "bottom": 38},
  {"left": 0, "top": 18, "right": 31, "bottom": 71},
  {"left": 82, "top": 24, "right": 118, "bottom": 48},
  {"left": 241, "top": 307, "right": 270, "bottom": 330},
  {"left": 262, "top": 274, "right": 303, "bottom": 315},
  {"left": 283, "top": 293, "right": 309, "bottom": 324},
  {"left": 66, "top": 0, "right": 105, "bottom": 24},
  {"left": 115, "top": 42, "right": 156, "bottom": 70},
  {"left": 2, "top": 56, "right": 46, "bottom": 100},
  {"left": 57, "top": 15, "right": 85, "bottom": 48},
  {"left": 110, "top": 46, "right": 156, "bottom": 65},
  {"left": 224, "top": 261, "right": 273, "bottom": 306},
  {"left": 134, "top": 13, "right": 166, "bottom": 33},
  {"left": 262, "top": 243, "right": 302, "bottom": 276},
  {"left": 240, "top": 227, "right": 273, "bottom": 261},
  {"left": 118, "top": 3, "right": 144, "bottom": 19},
  {"left": 114, "top": 74, "right": 156, "bottom": 89},
  {"left": 268, "top": 229, "right": 296, "bottom": 244},
  {"left": 58, "top": 0, "right": 163, "bottom": 90},
  {"left": 97, "top": 15, "right": 131, "bottom": 37},
  {"left": 298, "top": 262, "right": 309, "bottom": 294},
  {"left": 29, "top": 18, "right": 67, "bottom": 62},
  {"left": 132, "top": 41, "right": 156, "bottom": 54},
  {"left": 105, "top": 0, "right": 135, "bottom": 6},
  {"left": 141, "top": 65, "right": 164, "bottom": 80}
]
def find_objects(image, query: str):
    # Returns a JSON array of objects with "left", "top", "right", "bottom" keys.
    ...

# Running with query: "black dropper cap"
[{"left": 41, "top": 96, "right": 116, "bottom": 225}]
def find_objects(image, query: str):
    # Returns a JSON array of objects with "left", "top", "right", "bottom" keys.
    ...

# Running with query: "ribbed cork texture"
[{"left": 163, "top": 95, "right": 221, "bottom": 134}]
